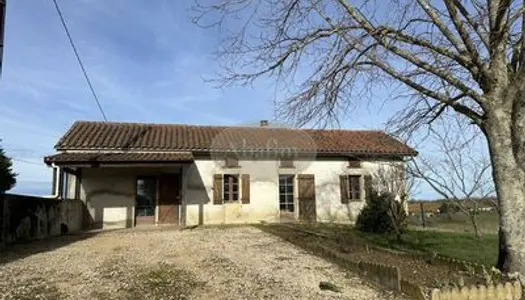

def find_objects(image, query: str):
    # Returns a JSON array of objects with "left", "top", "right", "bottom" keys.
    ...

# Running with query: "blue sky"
[{"left": 0, "top": 0, "right": 483, "bottom": 199}]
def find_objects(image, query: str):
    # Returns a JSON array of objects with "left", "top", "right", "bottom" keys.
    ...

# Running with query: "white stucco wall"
[
  {"left": 80, "top": 166, "right": 182, "bottom": 229},
  {"left": 77, "top": 158, "right": 403, "bottom": 229},
  {"left": 183, "top": 157, "right": 404, "bottom": 225},
  {"left": 80, "top": 168, "right": 135, "bottom": 229},
  {"left": 183, "top": 159, "right": 281, "bottom": 226}
]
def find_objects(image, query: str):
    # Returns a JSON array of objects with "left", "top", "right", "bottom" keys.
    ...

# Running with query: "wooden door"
[
  {"left": 298, "top": 174, "right": 316, "bottom": 222},
  {"left": 158, "top": 174, "right": 181, "bottom": 224}
]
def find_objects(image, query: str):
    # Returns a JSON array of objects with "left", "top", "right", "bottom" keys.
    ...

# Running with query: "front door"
[
  {"left": 158, "top": 174, "right": 181, "bottom": 224},
  {"left": 298, "top": 174, "right": 316, "bottom": 222},
  {"left": 135, "top": 177, "right": 157, "bottom": 226}
]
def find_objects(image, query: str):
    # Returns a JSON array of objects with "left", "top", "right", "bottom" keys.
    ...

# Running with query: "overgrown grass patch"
[
  {"left": 256, "top": 223, "right": 499, "bottom": 290},
  {"left": 407, "top": 211, "right": 498, "bottom": 234},
  {"left": 274, "top": 222, "right": 498, "bottom": 267},
  {"left": 124, "top": 263, "right": 204, "bottom": 300},
  {"left": 355, "top": 228, "right": 497, "bottom": 267},
  {"left": 97, "top": 258, "right": 204, "bottom": 300}
]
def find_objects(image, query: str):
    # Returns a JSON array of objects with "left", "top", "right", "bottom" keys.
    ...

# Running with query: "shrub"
[
  {"left": 356, "top": 190, "right": 394, "bottom": 234},
  {"left": 0, "top": 140, "right": 16, "bottom": 193},
  {"left": 356, "top": 190, "right": 407, "bottom": 239}
]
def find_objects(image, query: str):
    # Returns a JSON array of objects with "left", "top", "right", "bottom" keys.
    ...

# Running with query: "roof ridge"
[
  {"left": 72, "top": 120, "right": 384, "bottom": 132},
  {"left": 54, "top": 120, "right": 417, "bottom": 156}
]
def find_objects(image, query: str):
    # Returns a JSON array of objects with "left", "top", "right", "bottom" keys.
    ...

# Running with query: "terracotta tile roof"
[
  {"left": 44, "top": 152, "right": 193, "bottom": 165},
  {"left": 52, "top": 121, "right": 417, "bottom": 156}
]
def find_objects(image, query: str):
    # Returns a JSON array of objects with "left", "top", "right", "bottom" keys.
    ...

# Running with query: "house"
[{"left": 43, "top": 120, "right": 417, "bottom": 229}]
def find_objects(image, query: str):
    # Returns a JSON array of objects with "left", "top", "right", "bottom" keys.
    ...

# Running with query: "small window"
[
  {"left": 348, "top": 158, "right": 361, "bottom": 168},
  {"left": 280, "top": 158, "right": 294, "bottom": 168},
  {"left": 223, "top": 174, "right": 239, "bottom": 202},
  {"left": 346, "top": 175, "right": 361, "bottom": 201},
  {"left": 225, "top": 156, "right": 239, "bottom": 168}
]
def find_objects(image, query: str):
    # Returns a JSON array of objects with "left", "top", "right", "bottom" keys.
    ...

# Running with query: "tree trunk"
[
  {"left": 497, "top": 227, "right": 511, "bottom": 271},
  {"left": 469, "top": 213, "right": 481, "bottom": 238},
  {"left": 485, "top": 107, "right": 525, "bottom": 279}
]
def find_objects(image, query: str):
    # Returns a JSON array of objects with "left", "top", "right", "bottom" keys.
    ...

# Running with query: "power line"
[
  {"left": 12, "top": 158, "right": 43, "bottom": 166},
  {"left": 51, "top": 0, "right": 108, "bottom": 122}
]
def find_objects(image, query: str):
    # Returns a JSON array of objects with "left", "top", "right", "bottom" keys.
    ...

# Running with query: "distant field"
[{"left": 407, "top": 211, "right": 498, "bottom": 234}]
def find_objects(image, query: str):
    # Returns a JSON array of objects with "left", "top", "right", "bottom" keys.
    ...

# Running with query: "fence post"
[{"left": 420, "top": 202, "right": 426, "bottom": 228}]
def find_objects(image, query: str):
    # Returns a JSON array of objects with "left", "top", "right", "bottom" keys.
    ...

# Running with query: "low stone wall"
[{"left": 1, "top": 193, "right": 86, "bottom": 246}]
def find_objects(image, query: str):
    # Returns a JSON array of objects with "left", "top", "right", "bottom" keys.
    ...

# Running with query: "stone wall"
[{"left": 0, "top": 193, "right": 86, "bottom": 246}]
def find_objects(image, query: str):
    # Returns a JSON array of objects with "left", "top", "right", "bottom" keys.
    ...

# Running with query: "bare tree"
[
  {"left": 194, "top": 0, "right": 525, "bottom": 276},
  {"left": 372, "top": 162, "right": 418, "bottom": 240},
  {"left": 373, "top": 161, "right": 418, "bottom": 200},
  {"left": 408, "top": 116, "right": 495, "bottom": 237}
]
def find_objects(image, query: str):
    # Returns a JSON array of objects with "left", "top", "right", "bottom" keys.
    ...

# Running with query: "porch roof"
[{"left": 44, "top": 151, "right": 193, "bottom": 165}]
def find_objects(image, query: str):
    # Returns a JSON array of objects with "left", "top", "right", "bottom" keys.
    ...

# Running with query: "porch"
[{"left": 45, "top": 152, "right": 196, "bottom": 229}]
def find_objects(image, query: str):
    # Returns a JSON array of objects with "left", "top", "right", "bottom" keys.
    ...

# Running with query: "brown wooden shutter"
[
  {"left": 340, "top": 175, "right": 349, "bottom": 204},
  {"left": 241, "top": 174, "right": 250, "bottom": 204},
  {"left": 213, "top": 174, "right": 223, "bottom": 205},
  {"left": 364, "top": 175, "right": 373, "bottom": 200}
]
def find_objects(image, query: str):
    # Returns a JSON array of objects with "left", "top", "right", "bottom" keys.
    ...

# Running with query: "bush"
[
  {"left": 356, "top": 190, "right": 407, "bottom": 239},
  {"left": 0, "top": 140, "right": 16, "bottom": 193}
]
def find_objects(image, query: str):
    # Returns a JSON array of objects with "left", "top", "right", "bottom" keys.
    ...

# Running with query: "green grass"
[
  {"left": 407, "top": 211, "right": 498, "bottom": 234},
  {"left": 285, "top": 223, "right": 498, "bottom": 267},
  {"left": 356, "top": 229, "right": 498, "bottom": 267}
]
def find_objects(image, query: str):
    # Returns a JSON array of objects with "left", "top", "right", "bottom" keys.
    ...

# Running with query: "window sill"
[
  {"left": 279, "top": 166, "right": 295, "bottom": 169},
  {"left": 222, "top": 200, "right": 241, "bottom": 204},
  {"left": 224, "top": 166, "right": 241, "bottom": 169}
]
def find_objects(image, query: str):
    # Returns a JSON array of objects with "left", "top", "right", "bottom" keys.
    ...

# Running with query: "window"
[
  {"left": 348, "top": 158, "right": 361, "bottom": 168},
  {"left": 341, "top": 175, "right": 361, "bottom": 203},
  {"left": 225, "top": 156, "right": 239, "bottom": 168},
  {"left": 280, "top": 158, "right": 294, "bottom": 168},
  {"left": 279, "top": 175, "right": 294, "bottom": 212},
  {"left": 223, "top": 174, "right": 239, "bottom": 202},
  {"left": 347, "top": 175, "right": 361, "bottom": 201}
]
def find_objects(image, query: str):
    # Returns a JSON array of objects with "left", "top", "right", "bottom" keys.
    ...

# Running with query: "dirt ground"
[{"left": 0, "top": 226, "right": 405, "bottom": 300}]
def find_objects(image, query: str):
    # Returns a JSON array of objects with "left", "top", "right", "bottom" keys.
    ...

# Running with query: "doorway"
[
  {"left": 298, "top": 174, "right": 316, "bottom": 222},
  {"left": 135, "top": 177, "right": 157, "bottom": 226},
  {"left": 158, "top": 174, "right": 182, "bottom": 224}
]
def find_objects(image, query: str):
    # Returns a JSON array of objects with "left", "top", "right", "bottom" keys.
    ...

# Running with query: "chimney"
[{"left": 260, "top": 120, "right": 269, "bottom": 127}]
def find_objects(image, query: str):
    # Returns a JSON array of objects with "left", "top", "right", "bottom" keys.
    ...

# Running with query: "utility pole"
[{"left": 0, "top": 0, "right": 5, "bottom": 76}]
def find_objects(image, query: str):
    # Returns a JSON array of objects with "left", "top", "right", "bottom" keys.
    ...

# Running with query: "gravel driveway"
[{"left": 0, "top": 226, "right": 405, "bottom": 300}]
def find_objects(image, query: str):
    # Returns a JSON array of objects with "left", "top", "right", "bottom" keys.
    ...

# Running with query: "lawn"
[
  {"left": 293, "top": 222, "right": 497, "bottom": 267},
  {"left": 355, "top": 227, "right": 498, "bottom": 267},
  {"left": 407, "top": 211, "right": 498, "bottom": 234},
  {"left": 256, "top": 223, "right": 499, "bottom": 290}
]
